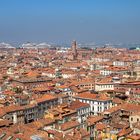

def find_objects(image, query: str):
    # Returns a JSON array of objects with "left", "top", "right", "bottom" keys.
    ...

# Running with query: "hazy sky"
[{"left": 0, "top": 0, "right": 140, "bottom": 45}]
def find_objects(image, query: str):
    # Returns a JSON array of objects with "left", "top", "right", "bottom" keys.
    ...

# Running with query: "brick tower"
[{"left": 72, "top": 40, "right": 78, "bottom": 60}]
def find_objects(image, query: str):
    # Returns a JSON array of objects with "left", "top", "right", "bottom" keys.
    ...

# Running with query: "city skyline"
[
  {"left": 0, "top": 0, "right": 140, "bottom": 45},
  {"left": 0, "top": 1, "right": 140, "bottom": 138}
]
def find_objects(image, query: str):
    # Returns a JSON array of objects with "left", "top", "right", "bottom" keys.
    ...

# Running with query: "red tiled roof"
[
  {"left": 87, "top": 116, "right": 103, "bottom": 126},
  {"left": 36, "top": 94, "right": 57, "bottom": 103},
  {"left": 69, "top": 101, "right": 90, "bottom": 110},
  {"left": 126, "top": 134, "right": 140, "bottom": 140},
  {"left": 60, "top": 120, "right": 80, "bottom": 131},
  {"left": 75, "top": 92, "right": 111, "bottom": 101}
]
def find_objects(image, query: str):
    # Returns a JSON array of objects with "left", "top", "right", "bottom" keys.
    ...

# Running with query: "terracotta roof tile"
[{"left": 75, "top": 92, "right": 111, "bottom": 101}]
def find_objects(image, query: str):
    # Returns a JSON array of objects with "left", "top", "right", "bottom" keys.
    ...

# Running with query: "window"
[
  {"left": 131, "top": 117, "right": 133, "bottom": 121},
  {"left": 137, "top": 118, "right": 139, "bottom": 122}
]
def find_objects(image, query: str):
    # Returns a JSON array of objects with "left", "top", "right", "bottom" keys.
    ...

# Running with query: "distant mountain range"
[
  {"left": 20, "top": 42, "right": 51, "bottom": 48},
  {"left": 0, "top": 42, "right": 140, "bottom": 49},
  {"left": 0, "top": 42, "right": 15, "bottom": 48}
]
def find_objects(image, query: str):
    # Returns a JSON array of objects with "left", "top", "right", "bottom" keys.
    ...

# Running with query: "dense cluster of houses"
[{"left": 0, "top": 42, "right": 140, "bottom": 139}]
